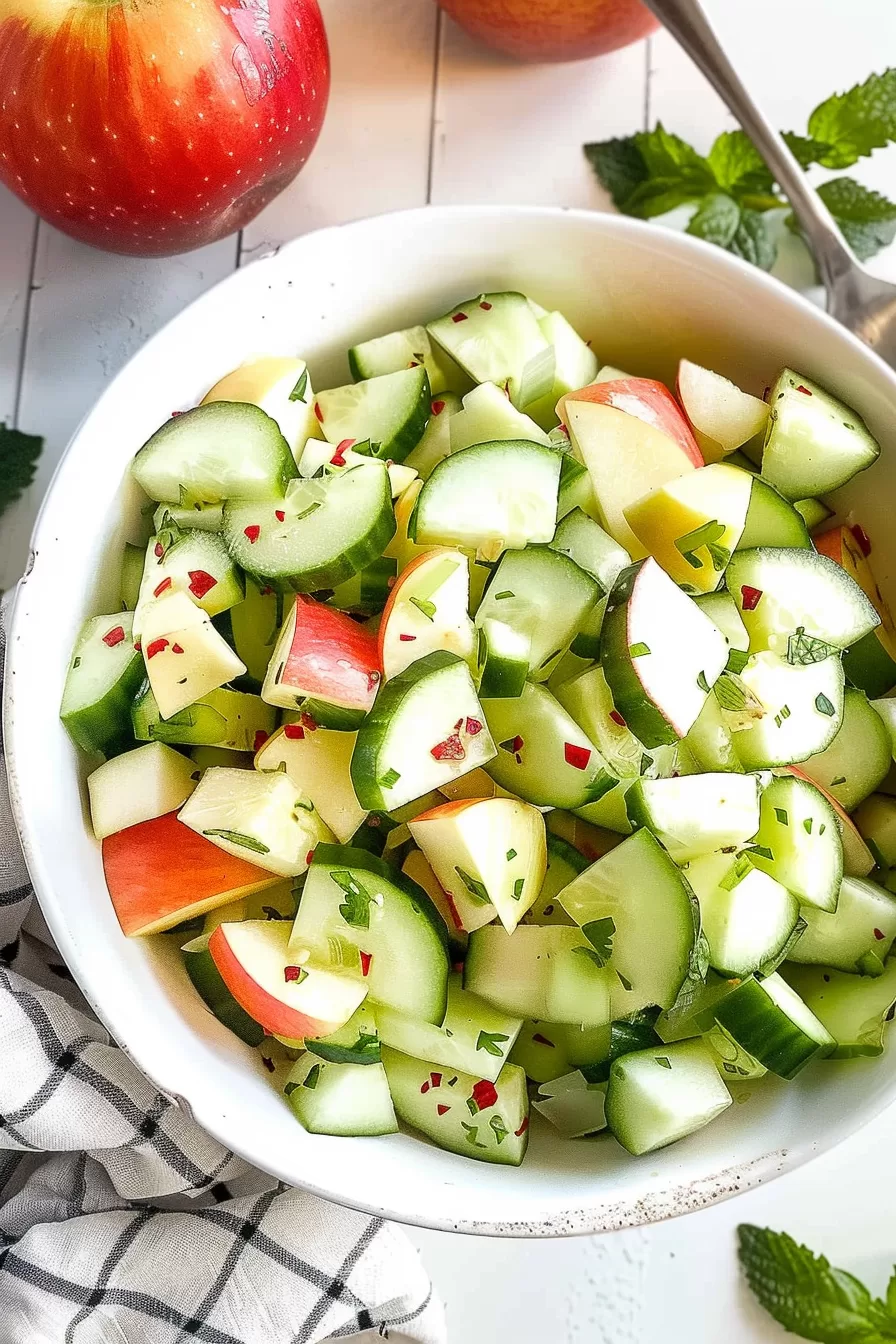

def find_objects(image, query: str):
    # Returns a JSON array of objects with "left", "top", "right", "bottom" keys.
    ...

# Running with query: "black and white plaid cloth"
[{"left": 0, "top": 600, "right": 444, "bottom": 1344}]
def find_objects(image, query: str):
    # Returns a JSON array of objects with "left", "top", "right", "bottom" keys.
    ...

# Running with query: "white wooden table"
[{"left": 3, "top": 1, "right": 896, "bottom": 1336}]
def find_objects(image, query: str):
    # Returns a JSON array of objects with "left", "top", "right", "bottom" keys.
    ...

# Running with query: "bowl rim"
[{"left": 8, "top": 202, "right": 896, "bottom": 1238}]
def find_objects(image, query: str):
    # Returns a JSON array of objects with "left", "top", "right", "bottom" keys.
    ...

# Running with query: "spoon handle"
[{"left": 641, "top": 0, "right": 859, "bottom": 294}]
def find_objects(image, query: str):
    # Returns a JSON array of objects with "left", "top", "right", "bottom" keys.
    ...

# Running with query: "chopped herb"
[
  {"left": 72, "top": 657, "right": 81, "bottom": 669},
  {"left": 499, "top": 735, "right": 524, "bottom": 754},
  {"left": 673, "top": 519, "right": 725, "bottom": 567},
  {"left": 720, "top": 853, "right": 754, "bottom": 890},
  {"left": 815, "top": 693, "right": 837, "bottom": 716},
  {"left": 697, "top": 670, "right": 710, "bottom": 693},
  {"left": 289, "top": 369, "right": 309, "bottom": 402},
  {"left": 581, "top": 916, "right": 616, "bottom": 966},
  {"left": 655, "top": 1056, "right": 672, "bottom": 1070},
  {"left": 455, "top": 866, "right": 490, "bottom": 904},
  {"left": 506, "top": 848, "right": 517, "bottom": 862},
  {"left": 726, "top": 648, "right": 749, "bottom": 675},
  {"left": 787, "top": 626, "right": 837, "bottom": 665},
  {"left": 378, "top": 767, "right": 401, "bottom": 789},
  {"left": 494, "top": 590, "right": 515, "bottom": 600},
  {"left": 512, "top": 878, "right": 525, "bottom": 901},
  {"left": 819, "top": 823, "right": 826, "bottom": 835},
  {"left": 831, "top": 775, "right": 847, "bottom": 786},
  {"left": 629, "top": 641, "right": 651, "bottom": 658},
  {"left": 803, "top": 817, "right": 813, "bottom": 834},
  {"left": 295, "top": 501, "right": 322, "bottom": 522},
  {"left": 774, "top": 808, "right": 789, "bottom": 825},
  {"left": 303, "top": 1063, "right": 321, "bottom": 1090},
  {"left": 284, "top": 1081, "right": 300, "bottom": 1096},
  {"left": 617, "top": 970, "right": 634, "bottom": 992},
  {"left": 745, "top": 844, "right": 774, "bottom": 861},
  {"left": 489, "top": 1114, "right": 509, "bottom": 1144},
  {"left": 639, "top": 753, "right": 653, "bottom": 774},
  {"left": 714, "top": 673, "right": 748, "bottom": 711},
  {"left": 330, "top": 869, "right": 373, "bottom": 929},
  {"left": 774, "top": 705, "right": 791, "bottom": 727},
  {"left": 409, "top": 596, "right": 437, "bottom": 621},
  {"left": 460, "top": 1121, "right": 486, "bottom": 1149},
  {"left": 476, "top": 1030, "right": 511, "bottom": 1058},
  {"left": 202, "top": 829, "right": 270, "bottom": 855}
]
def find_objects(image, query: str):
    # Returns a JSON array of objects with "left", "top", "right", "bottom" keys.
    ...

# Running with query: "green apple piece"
[
  {"left": 625, "top": 773, "right": 760, "bottom": 863},
  {"left": 141, "top": 591, "right": 245, "bottom": 720},
  {"left": 465, "top": 924, "right": 613, "bottom": 1027},
  {"left": 676, "top": 360, "right": 768, "bottom": 462},
  {"left": 380, "top": 548, "right": 475, "bottom": 681},
  {"left": 88, "top": 742, "right": 198, "bottom": 840},
  {"left": 255, "top": 724, "right": 367, "bottom": 844}
]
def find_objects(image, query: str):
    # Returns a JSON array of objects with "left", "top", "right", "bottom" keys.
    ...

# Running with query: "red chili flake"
[
  {"left": 313, "top": 401, "right": 324, "bottom": 422},
  {"left": 609, "top": 710, "right": 626, "bottom": 727},
  {"left": 557, "top": 423, "right": 569, "bottom": 437},
  {"left": 471, "top": 1079, "right": 498, "bottom": 1111},
  {"left": 499, "top": 734, "right": 524, "bottom": 755},
  {"left": 741, "top": 585, "right": 763, "bottom": 611},
  {"left": 532, "top": 1033, "right": 555, "bottom": 1048},
  {"left": 305, "top": 850, "right": 315, "bottom": 865},
  {"left": 430, "top": 1072, "right": 442, "bottom": 1088},
  {"left": 300, "top": 712, "right": 318, "bottom": 731},
  {"left": 437, "top": 1104, "right": 451, "bottom": 1116},
  {"left": 330, "top": 438, "right": 354, "bottom": 467},
  {"left": 564, "top": 743, "right": 591, "bottom": 770},
  {"left": 146, "top": 638, "right": 169, "bottom": 659},
  {"left": 102, "top": 626, "right": 126, "bottom": 648},
  {"left": 465, "top": 717, "right": 483, "bottom": 736},
  {"left": 420, "top": 1081, "right": 430, "bottom": 1094},
  {"left": 188, "top": 570, "right": 217, "bottom": 599},
  {"left": 360, "top": 951, "right": 372, "bottom": 977},
  {"left": 171, "top": 643, "right": 184, "bottom": 655},
  {"left": 451, "top": 312, "right": 468, "bottom": 323},
  {"left": 153, "top": 577, "right": 172, "bottom": 598},
  {"left": 244, "top": 525, "right": 261, "bottom": 544},
  {"left": 796, "top": 385, "right": 813, "bottom": 395},
  {"left": 454, "top": 718, "right": 463, "bottom": 731},
  {"left": 283, "top": 965, "right": 304, "bottom": 982},
  {"left": 275, "top": 510, "right": 286, "bottom": 523},
  {"left": 874, "top": 927, "right": 885, "bottom": 940},
  {"left": 399, "top": 633, "right": 417, "bottom": 642},
  {"left": 254, "top": 731, "right": 269, "bottom": 752},
  {"left": 431, "top": 733, "right": 465, "bottom": 761},
  {"left": 452, "top": 959, "right": 465, "bottom": 974},
  {"left": 284, "top": 723, "right": 305, "bottom": 740},
  {"left": 431, "top": 399, "right": 446, "bottom": 416},
  {"left": 134, "top": 640, "right": 142, "bottom": 653},
  {"left": 261, "top": 1055, "right": 275, "bottom": 1073},
  {"left": 479, "top": 300, "right": 493, "bottom": 311},
  {"left": 154, "top": 542, "right": 164, "bottom": 559},
  {"left": 850, "top": 524, "right": 872, "bottom": 557},
  {"left": 260, "top": 586, "right": 274, "bottom": 596},
  {"left": 408, "top": 360, "right": 419, "bottom": 368},
  {"left": 514, "top": 1117, "right": 529, "bottom": 1137},
  {"left": 367, "top": 671, "right": 381, "bottom": 692}
]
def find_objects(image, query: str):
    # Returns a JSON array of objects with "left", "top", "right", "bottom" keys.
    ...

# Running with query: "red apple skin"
[
  {"left": 103, "top": 811, "right": 278, "bottom": 936},
  {"left": 564, "top": 378, "right": 704, "bottom": 467},
  {"left": 208, "top": 923, "right": 342, "bottom": 1038},
  {"left": 0, "top": 0, "right": 329, "bottom": 257},
  {"left": 437, "top": 0, "right": 657, "bottom": 64},
  {"left": 286, "top": 595, "right": 381, "bottom": 712}
]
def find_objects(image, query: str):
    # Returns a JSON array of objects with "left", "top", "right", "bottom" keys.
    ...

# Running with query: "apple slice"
[
  {"left": 560, "top": 377, "right": 703, "bottom": 466},
  {"left": 103, "top": 811, "right": 279, "bottom": 936},
  {"left": 202, "top": 356, "right": 320, "bottom": 459},
  {"left": 677, "top": 360, "right": 769, "bottom": 463},
  {"left": 409, "top": 797, "right": 547, "bottom": 933},
  {"left": 261, "top": 594, "right": 381, "bottom": 719},
  {"left": 378, "top": 547, "right": 475, "bottom": 681},
  {"left": 815, "top": 523, "right": 896, "bottom": 699},
  {"left": 209, "top": 920, "right": 367, "bottom": 1040},
  {"left": 565, "top": 400, "right": 699, "bottom": 557},
  {"left": 141, "top": 591, "right": 245, "bottom": 720},
  {"left": 255, "top": 724, "right": 367, "bottom": 844},
  {"left": 88, "top": 742, "right": 198, "bottom": 840}
]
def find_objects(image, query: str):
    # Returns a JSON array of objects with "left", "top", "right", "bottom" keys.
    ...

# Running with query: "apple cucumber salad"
[{"left": 62, "top": 291, "right": 896, "bottom": 1165}]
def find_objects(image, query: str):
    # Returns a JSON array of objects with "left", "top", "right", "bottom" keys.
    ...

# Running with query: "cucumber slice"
[
  {"left": 573, "top": 741, "right": 694, "bottom": 838},
  {"left": 710, "top": 971, "right": 834, "bottom": 1078},
  {"left": 482, "top": 682, "right": 617, "bottom": 810},
  {"left": 853, "top": 793, "right": 896, "bottom": 883},
  {"left": 794, "top": 497, "right": 833, "bottom": 532},
  {"left": 328, "top": 556, "right": 397, "bottom": 617},
  {"left": 523, "top": 309, "right": 600, "bottom": 431},
  {"left": 375, "top": 974, "right": 522, "bottom": 1083},
  {"left": 153, "top": 501, "right": 225, "bottom": 534},
  {"left": 558, "top": 828, "right": 701, "bottom": 1017},
  {"left": 561, "top": 1016, "right": 661, "bottom": 1079},
  {"left": 351, "top": 651, "right": 494, "bottom": 812},
  {"left": 624, "top": 462, "right": 753, "bottom": 593},
  {"left": 534, "top": 1072, "right": 608, "bottom": 1139},
  {"left": 314, "top": 366, "right": 431, "bottom": 463},
  {"left": 382, "top": 1047, "right": 530, "bottom": 1165},
  {"left": 410, "top": 439, "right": 561, "bottom": 552},
  {"left": 474, "top": 547, "right": 599, "bottom": 683},
  {"left": 508, "top": 1020, "right": 572, "bottom": 1084},
  {"left": 782, "top": 961, "right": 896, "bottom": 1058},
  {"left": 845, "top": 630, "right": 896, "bottom": 700},
  {"left": 448, "top": 381, "right": 552, "bottom": 455},
  {"left": 379, "top": 548, "right": 475, "bottom": 682},
  {"left": 224, "top": 463, "right": 395, "bottom": 593},
  {"left": 554, "top": 664, "right": 662, "bottom": 780},
  {"left": 569, "top": 598, "right": 606, "bottom": 661},
  {"left": 296, "top": 436, "right": 416, "bottom": 499},
  {"left": 464, "top": 925, "right": 612, "bottom": 1026},
  {"left": 787, "top": 874, "right": 896, "bottom": 972},
  {"left": 654, "top": 971, "right": 740, "bottom": 1044},
  {"left": 605, "top": 1039, "right": 732, "bottom": 1156},
  {"left": 601, "top": 558, "right": 728, "bottom": 747},
  {"left": 120, "top": 543, "right": 145, "bottom": 611},
  {"left": 427, "top": 291, "right": 553, "bottom": 411},
  {"left": 181, "top": 932, "right": 265, "bottom": 1047},
  {"left": 88, "top": 742, "right": 198, "bottom": 840},
  {"left": 348, "top": 323, "right": 470, "bottom": 395},
  {"left": 284, "top": 1055, "right": 398, "bottom": 1136},
  {"left": 703, "top": 1022, "right": 767, "bottom": 1081},
  {"left": 304, "top": 1002, "right": 381, "bottom": 1065},
  {"left": 478, "top": 618, "right": 530, "bottom": 698},
  {"left": 799, "top": 689, "right": 891, "bottom": 812},
  {"left": 133, "top": 525, "right": 244, "bottom": 638},
  {"left": 132, "top": 402, "right": 296, "bottom": 504},
  {"left": 684, "top": 851, "right": 801, "bottom": 977},
  {"left": 695, "top": 592, "right": 750, "bottom": 669},
  {"left": 201, "top": 356, "right": 318, "bottom": 460},
  {"left": 60, "top": 613, "right": 144, "bottom": 756},
  {"left": 214, "top": 577, "right": 282, "bottom": 694},
  {"left": 736, "top": 477, "right": 811, "bottom": 550},
  {"left": 549, "top": 508, "right": 631, "bottom": 596},
  {"left": 179, "top": 767, "right": 333, "bottom": 877},
  {"left": 262, "top": 594, "right": 381, "bottom": 716},
  {"left": 523, "top": 834, "right": 586, "bottom": 927},
  {"left": 132, "top": 684, "right": 275, "bottom": 752},
  {"left": 255, "top": 725, "right": 366, "bottom": 845},
  {"left": 625, "top": 773, "right": 761, "bottom": 863},
  {"left": 290, "top": 844, "right": 449, "bottom": 1024},
  {"left": 730, "top": 652, "right": 845, "bottom": 769},
  {"left": 762, "top": 368, "right": 880, "bottom": 500},
  {"left": 556, "top": 450, "right": 601, "bottom": 524},
  {"left": 750, "top": 773, "right": 843, "bottom": 912},
  {"left": 725, "top": 548, "right": 878, "bottom": 656},
  {"left": 139, "top": 591, "right": 246, "bottom": 720},
  {"left": 403, "top": 393, "right": 462, "bottom": 479},
  {"left": 684, "top": 691, "right": 741, "bottom": 772}
]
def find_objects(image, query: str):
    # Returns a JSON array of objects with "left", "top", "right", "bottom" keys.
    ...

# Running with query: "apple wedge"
[
  {"left": 409, "top": 797, "right": 547, "bottom": 933},
  {"left": 103, "top": 811, "right": 279, "bottom": 936},
  {"left": 88, "top": 741, "right": 198, "bottom": 841},
  {"left": 261, "top": 594, "right": 381, "bottom": 722},
  {"left": 378, "top": 547, "right": 475, "bottom": 681},
  {"left": 202, "top": 356, "right": 320, "bottom": 459},
  {"left": 560, "top": 377, "right": 703, "bottom": 465},
  {"left": 676, "top": 359, "right": 769, "bottom": 462},
  {"left": 209, "top": 920, "right": 367, "bottom": 1040},
  {"left": 815, "top": 524, "right": 896, "bottom": 698},
  {"left": 255, "top": 725, "right": 367, "bottom": 844}
]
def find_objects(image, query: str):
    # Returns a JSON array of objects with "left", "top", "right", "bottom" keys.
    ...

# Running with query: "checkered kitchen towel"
[{"left": 0, "top": 601, "right": 445, "bottom": 1344}]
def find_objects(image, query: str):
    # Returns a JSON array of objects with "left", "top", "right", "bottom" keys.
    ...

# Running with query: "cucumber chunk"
[
  {"left": 375, "top": 974, "right": 522, "bottom": 1083},
  {"left": 478, "top": 618, "right": 530, "bottom": 698},
  {"left": 601, "top": 558, "right": 728, "bottom": 747},
  {"left": 561, "top": 1016, "right": 661, "bottom": 1078},
  {"left": 749, "top": 773, "right": 843, "bottom": 912},
  {"left": 709, "top": 971, "right": 834, "bottom": 1078},
  {"left": 132, "top": 402, "right": 296, "bottom": 504},
  {"left": 88, "top": 742, "right": 198, "bottom": 840},
  {"left": 154, "top": 501, "right": 225, "bottom": 534},
  {"left": 794, "top": 497, "right": 833, "bottom": 532},
  {"left": 737, "top": 477, "right": 811, "bottom": 550},
  {"left": 626, "top": 773, "right": 760, "bottom": 863},
  {"left": 133, "top": 524, "right": 244, "bottom": 638},
  {"left": 554, "top": 664, "right": 665, "bottom": 781},
  {"left": 684, "top": 691, "right": 742, "bottom": 772},
  {"left": 782, "top": 960, "right": 896, "bottom": 1058},
  {"left": 853, "top": 793, "right": 896, "bottom": 885},
  {"left": 132, "top": 684, "right": 275, "bottom": 752},
  {"left": 605, "top": 1039, "right": 732, "bottom": 1156},
  {"left": 730, "top": 652, "right": 845, "bottom": 769},
  {"left": 684, "top": 851, "right": 801, "bottom": 977},
  {"left": 448, "top": 381, "right": 552, "bottom": 454},
  {"left": 120, "top": 543, "right": 145, "bottom": 611},
  {"left": 224, "top": 462, "right": 395, "bottom": 593},
  {"left": 524, "top": 309, "right": 600, "bottom": 430},
  {"left": 411, "top": 439, "right": 561, "bottom": 552},
  {"left": 703, "top": 1022, "right": 767, "bottom": 1081},
  {"left": 799, "top": 688, "right": 891, "bottom": 812},
  {"left": 348, "top": 323, "right": 470, "bottom": 395},
  {"left": 351, "top": 651, "right": 495, "bottom": 812},
  {"left": 556, "top": 449, "right": 601, "bottom": 524},
  {"left": 382, "top": 1047, "right": 530, "bottom": 1165},
  {"left": 427, "top": 291, "right": 554, "bottom": 411},
  {"left": 328, "top": 556, "right": 397, "bottom": 617},
  {"left": 403, "top": 393, "right": 462, "bottom": 479},
  {"left": 509, "top": 1020, "right": 572, "bottom": 1084},
  {"left": 285, "top": 1055, "right": 398, "bottom": 1136},
  {"left": 524, "top": 834, "right": 586, "bottom": 927},
  {"left": 534, "top": 1072, "right": 608, "bottom": 1139},
  {"left": 725, "top": 548, "right": 878, "bottom": 656},
  {"left": 60, "top": 612, "right": 144, "bottom": 757},
  {"left": 787, "top": 874, "right": 896, "bottom": 973},
  {"left": 214, "top": 577, "right": 282, "bottom": 694},
  {"left": 464, "top": 925, "right": 612, "bottom": 1026},
  {"left": 475, "top": 547, "right": 599, "bottom": 684},
  {"left": 558, "top": 828, "right": 701, "bottom": 1017},
  {"left": 304, "top": 1002, "right": 381, "bottom": 1065},
  {"left": 761, "top": 368, "right": 880, "bottom": 500},
  {"left": 255, "top": 725, "right": 367, "bottom": 845},
  {"left": 290, "top": 844, "right": 449, "bottom": 1024},
  {"left": 654, "top": 971, "right": 740, "bottom": 1043},
  {"left": 549, "top": 508, "right": 631, "bottom": 595},
  {"left": 181, "top": 931, "right": 265, "bottom": 1047},
  {"left": 314, "top": 366, "right": 431, "bottom": 463}
]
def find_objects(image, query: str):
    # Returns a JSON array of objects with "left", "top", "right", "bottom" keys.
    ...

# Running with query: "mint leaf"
[
  {"left": 635, "top": 123, "right": 713, "bottom": 180},
  {"left": 886, "top": 1269, "right": 896, "bottom": 1319},
  {"left": 818, "top": 178, "right": 896, "bottom": 262},
  {"left": 329, "top": 870, "right": 373, "bottom": 929},
  {"left": 707, "top": 130, "right": 774, "bottom": 196},
  {"left": 584, "top": 125, "right": 714, "bottom": 219},
  {"left": 729, "top": 209, "right": 778, "bottom": 270},
  {"left": 737, "top": 1224, "right": 896, "bottom": 1343},
  {"left": 808, "top": 70, "right": 896, "bottom": 168},
  {"left": 0, "top": 424, "right": 43, "bottom": 520},
  {"left": 583, "top": 137, "right": 647, "bottom": 209},
  {"left": 687, "top": 193, "right": 741, "bottom": 248},
  {"left": 783, "top": 131, "right": 834, "bottom": 169}
]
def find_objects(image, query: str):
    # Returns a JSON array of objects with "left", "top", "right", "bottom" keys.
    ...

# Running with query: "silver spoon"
[{"left": 642, "top": 0, "right": 896, "bottom": 369}]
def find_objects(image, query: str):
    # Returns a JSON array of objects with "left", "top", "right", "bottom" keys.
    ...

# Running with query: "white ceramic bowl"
[{"left": 8, "top": 206, "right": 896, "bottom": 1237}]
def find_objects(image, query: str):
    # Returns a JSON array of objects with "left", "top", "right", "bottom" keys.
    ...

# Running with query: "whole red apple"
[
  {"left": 0, "top": 0, "right": 329, "bottom": 256},
  {"left": 437, "top": 0, "right": 658, "bottom": 63}
]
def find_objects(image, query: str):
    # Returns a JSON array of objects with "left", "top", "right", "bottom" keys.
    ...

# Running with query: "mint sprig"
[
  {"left": 738, "top": 1224, "right": 896, "bottom": 1342},
  {"left": 584, "top": 69, "right": 896, "bottom": 270},
  {"left": 0, "top": 424, "right": 43, "bottom": 520}
]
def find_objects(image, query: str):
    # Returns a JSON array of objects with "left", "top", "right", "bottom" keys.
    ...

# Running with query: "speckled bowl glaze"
[{"left": 7, "top": 206, "right": 896, "bottom": 1236}]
